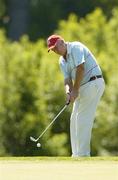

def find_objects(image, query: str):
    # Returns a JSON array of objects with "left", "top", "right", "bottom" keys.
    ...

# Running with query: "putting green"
[{"left": 0, "top": 157, "right": 118, "bottom": 180}]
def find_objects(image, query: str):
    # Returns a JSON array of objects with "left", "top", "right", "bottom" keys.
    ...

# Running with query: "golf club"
[{"left": 30, "top": 102, "right": 70, "bottom": 144}]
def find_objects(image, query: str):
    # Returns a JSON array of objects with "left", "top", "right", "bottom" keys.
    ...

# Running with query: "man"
[{"left": 47, "top": 34, "right": 105, "bottom": 157}]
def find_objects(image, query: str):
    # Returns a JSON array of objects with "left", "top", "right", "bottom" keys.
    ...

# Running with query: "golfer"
[{"left": 47, "top": 34, "right": 105, "bottom": 157}]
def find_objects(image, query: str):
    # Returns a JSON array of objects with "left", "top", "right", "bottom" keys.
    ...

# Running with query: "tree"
[
  {"left": 8, "top": 0, "right": 29, "bottom": 40},
  {"left": 0, "top": 0, "right": 6, "bottom": 17},
  {"left": 1, "top": 0, "right": 118, "bottom": 40},
  {"left": 0, "top": 8, "right": 118, "bottom": 156}
]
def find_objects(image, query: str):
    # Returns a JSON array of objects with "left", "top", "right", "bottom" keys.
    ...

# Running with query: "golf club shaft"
[{"left": 37, "top": 104, "right": 68, "bottom": 140}]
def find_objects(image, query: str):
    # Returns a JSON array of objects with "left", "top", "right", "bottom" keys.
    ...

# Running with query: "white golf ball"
[{"left": 37, "top": 143, "right": 41, "bottom": 147}]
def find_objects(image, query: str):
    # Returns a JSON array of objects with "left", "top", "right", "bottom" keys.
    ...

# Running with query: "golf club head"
[{"left": 30, "top": 136, "right": 38, "bottom": 142}]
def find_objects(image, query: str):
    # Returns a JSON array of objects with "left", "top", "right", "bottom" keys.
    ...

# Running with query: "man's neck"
[
  {"left": 63, "top": 44, "right": 67, "bottom": 61},
  {"left": 63, "top": 52, "right": 67, "bottom": 61}
]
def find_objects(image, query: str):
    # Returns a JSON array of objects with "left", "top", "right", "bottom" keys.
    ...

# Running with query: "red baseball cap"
[{"left": 47, "top": 34, "right": 63, "bottom": 52}]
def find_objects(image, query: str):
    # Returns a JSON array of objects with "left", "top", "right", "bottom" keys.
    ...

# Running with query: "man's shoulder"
[
  {"left": 70, "top": 41, "right": 90, "bottom": 55},
  {"left": 66, "top": 41, "right": 81, "bottom": 55},
  {"left": 68, "top": 41, "right": 85, "bottom": 50},
  {"left": 69, "top": 41, "right": 83, "bottom": 46}
]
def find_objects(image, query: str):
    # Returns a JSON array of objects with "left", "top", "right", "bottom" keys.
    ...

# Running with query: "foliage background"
[{"left": 0, "top": 1, "right": 118, "bottom": 156}]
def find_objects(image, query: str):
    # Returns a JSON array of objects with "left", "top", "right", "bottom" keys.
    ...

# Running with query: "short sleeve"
[{"left": 71, "top": 45, "right": 85, "bottom": 67}]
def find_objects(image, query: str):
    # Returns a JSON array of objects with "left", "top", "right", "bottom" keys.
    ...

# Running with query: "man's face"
[{"left": 51, "top": 39, "right": 67, "bottom": 56}]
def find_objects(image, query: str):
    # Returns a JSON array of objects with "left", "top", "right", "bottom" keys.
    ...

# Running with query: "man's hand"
[
  {"left": 66, "top": 93, "right": 71, "bottom": 105},
  {"left": 66, "top": 89, "right": 79, "bottom": 104}
]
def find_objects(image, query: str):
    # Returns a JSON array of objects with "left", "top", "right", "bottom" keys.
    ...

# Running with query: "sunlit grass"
[{"left": 0, "top": 156, "right": 118, "bottom": 161}]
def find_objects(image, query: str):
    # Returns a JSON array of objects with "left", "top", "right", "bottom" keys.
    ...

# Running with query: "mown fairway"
[{"left": 0, "top": 157, "right": 118, "bottom": 180}]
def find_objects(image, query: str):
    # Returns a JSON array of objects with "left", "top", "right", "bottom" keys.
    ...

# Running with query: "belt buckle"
[{"left": 94, "top": 75, "right": 97, "bottom": 80}]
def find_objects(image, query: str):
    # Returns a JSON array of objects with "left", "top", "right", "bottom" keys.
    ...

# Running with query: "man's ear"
[
  {"left": 56, "top": 39, "right": 64, "bottom": 45},
  {"left": 60, "top": 39, "right": 64, "bottom": 44},
  {"left": 60, "top": 39, "right": 65, "bottom": 47}
]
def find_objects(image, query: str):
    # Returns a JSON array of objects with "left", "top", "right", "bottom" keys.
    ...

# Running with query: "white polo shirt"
[{"left": 59, "top": 42, "right": 102, "bottom": 86}]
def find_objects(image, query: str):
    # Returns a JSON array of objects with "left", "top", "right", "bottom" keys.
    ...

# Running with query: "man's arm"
[
  {"left": 73, "top": 63, "right": 84, "bottom": 90},
  {"left": 70, "top": 63, "right": 84, "bottom": 102},
  {"left": 64, "top": 78, "right": 73, "bottom": 94},
  {"left": 64, "top": 78, "right": 73, "bottom": 104}
]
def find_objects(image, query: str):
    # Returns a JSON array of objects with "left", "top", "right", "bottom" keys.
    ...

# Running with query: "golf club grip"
[{"left": 66, "top": 100, "right": 70, "bottom": 105}]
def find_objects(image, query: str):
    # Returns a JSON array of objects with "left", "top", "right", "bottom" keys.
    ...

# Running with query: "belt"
[{"left": 89, "top": 75, "right": 102, "bottom": 82}]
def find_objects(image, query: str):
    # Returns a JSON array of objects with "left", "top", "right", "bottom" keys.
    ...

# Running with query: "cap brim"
[{"left": 48, "top": 45, "right": 56, "bottom": 52}]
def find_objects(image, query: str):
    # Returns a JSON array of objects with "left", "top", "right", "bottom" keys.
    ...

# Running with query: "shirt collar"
[
  {"left": 66, "top": 42, "right": 72, "bottom": 55},
  {"left": 61, "top": 42, "right": 71, "bottom": 61}
]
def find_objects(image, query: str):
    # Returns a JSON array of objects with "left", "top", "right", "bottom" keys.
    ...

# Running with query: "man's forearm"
[
  {"left": 64, "top": 78, "right": 73, "bottom": 94},
  {"left": 73, "top": 63, "right": 84, "bottom": 91}
]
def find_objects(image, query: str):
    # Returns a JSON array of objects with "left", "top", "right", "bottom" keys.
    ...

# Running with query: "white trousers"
[{"left": 70, "top": 78, "right": 105, "bottom": 157}]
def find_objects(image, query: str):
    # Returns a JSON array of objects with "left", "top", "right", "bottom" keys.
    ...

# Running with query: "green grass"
[
  {"left": 0, "top": 156, "right": 118, "bottom": 161},
  {"left": 1, "top": 156, "right": 117, "bottom": 180}
]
